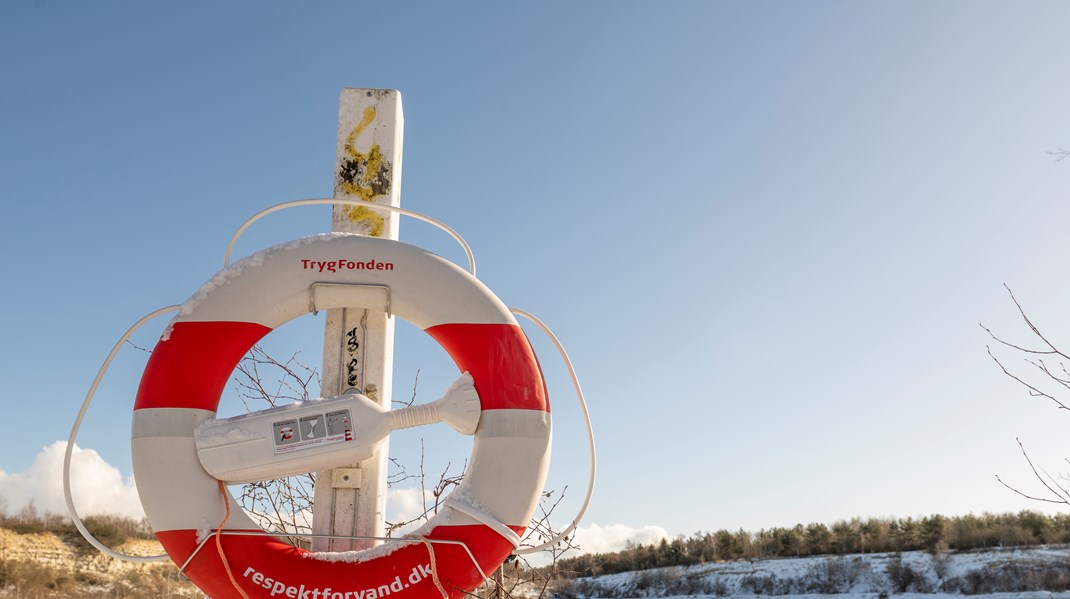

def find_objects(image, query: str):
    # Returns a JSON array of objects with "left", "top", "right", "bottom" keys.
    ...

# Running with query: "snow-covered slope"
[{"left": 565, "top": 545, "right": 1070, "bottom": 598}]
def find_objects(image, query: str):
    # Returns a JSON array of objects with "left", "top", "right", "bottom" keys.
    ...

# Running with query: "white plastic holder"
[{"left": 194, "top": 373, "right": 479, "bottom": 484}]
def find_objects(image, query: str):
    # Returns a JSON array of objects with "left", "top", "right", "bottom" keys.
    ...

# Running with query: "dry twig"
[{"left": 986, "top": 286, "right": 1070, "bottom": 509}]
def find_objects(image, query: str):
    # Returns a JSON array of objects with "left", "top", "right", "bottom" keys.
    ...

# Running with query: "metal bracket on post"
[{"left": 312, "top": 89, "right": 403, "bottom": 552}]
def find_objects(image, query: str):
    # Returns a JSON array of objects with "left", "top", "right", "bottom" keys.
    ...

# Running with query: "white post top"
[{"left": 332, "top": 88, "right": 403, "bottom": 238}]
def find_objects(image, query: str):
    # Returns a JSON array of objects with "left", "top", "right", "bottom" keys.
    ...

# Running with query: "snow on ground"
[
  {"left": 566, "top": 545, "right": 1070, "bottom": 599},
  {"left": 634, "top": 595, "right": 1067, "bottom": 599}
]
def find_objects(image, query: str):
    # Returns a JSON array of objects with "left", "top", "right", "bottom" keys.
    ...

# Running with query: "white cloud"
[
  {"left": 519, "top": 522, "right": 669, "bottom": 566},
  {"left": 0, "top": 441, "right": 144, "bottom": 519},
  {"left": 567, "top": 523, "right": 670, "bottom": 557},
  {"left": 386, "top": 487, "right": 427, "bottom": 522},
  {"left": 385, "top": 486, "right": 437, "bottom": 535}
]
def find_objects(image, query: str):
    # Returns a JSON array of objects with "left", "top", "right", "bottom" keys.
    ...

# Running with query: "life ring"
[{"left": 132, "top": 233, "right": 551, "bottom": 599}]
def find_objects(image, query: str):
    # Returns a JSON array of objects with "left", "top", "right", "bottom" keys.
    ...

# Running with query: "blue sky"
[{"left": 3, "top": 1, "right": 1070, "bottom": 554}]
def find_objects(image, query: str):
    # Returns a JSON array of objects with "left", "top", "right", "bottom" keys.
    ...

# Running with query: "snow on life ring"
[{"left": 132, "top": 233, "right": 551, "bottom": 599}]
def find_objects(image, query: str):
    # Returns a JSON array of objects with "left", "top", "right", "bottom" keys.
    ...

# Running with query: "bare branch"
[
  {"left": 231, "top": 345, "right": 319, "bottom": 547},
  {"left": 996, "top": 438, "right": 1070, "bottom": 507},
  {"left": 980, "top": 323, "right": 1058, "bottom": 356},
  {"left": 124, "top": 339, "right": 152, "bottom": 353},
  {"left": 1038, "top": 462, "right": 1070, "bottom": 503},
  {"left": 986, "top": 345, "right": 1070, "bottom": 410},
  {"left": 1047, "top": 147, "right": 1070, "bottom": 162},
  {"left": 1027, "top": 358, "right": 1070, "bottom": 393},
  {"left": 1004, "top": 284, "right": 1070, "bottom": 360},
  {"left": 995, "top": 474, "right": 1067, "bottom": 504},
  {"left": 1016, "top": 437, "right": 1070, "bottom": 503},
  {"left": 394, "top": 369, "right": 420, "bottom": 408}
]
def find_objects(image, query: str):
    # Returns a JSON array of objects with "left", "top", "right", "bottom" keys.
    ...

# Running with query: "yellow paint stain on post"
[{"left": 336, "top": 106, "right": 391, "bottom": 236}]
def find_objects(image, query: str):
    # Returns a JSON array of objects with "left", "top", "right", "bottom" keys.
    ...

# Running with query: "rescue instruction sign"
[{"left": 272, "top": 409, "right": 353, "bottom": 454}]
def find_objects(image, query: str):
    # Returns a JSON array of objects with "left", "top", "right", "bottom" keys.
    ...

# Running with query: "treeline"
[{"left": 557, "top": 511, "right": 1070, "bottom": 578}]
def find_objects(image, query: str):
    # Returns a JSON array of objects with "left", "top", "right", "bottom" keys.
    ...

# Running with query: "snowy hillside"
[{"left": 562, "top": 545, "right": 1070, "bottom": 598}]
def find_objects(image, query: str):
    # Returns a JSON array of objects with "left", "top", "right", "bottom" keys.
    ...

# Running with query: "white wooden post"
[{"left": 312, "top": 89, "right": 403, "bottom": 552}]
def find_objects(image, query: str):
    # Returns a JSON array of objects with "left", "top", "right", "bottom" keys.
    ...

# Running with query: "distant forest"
[
  {"left": 556, "top": 511, "right": 1070, "bottom": 578},
  {"left": 6, "top": 502, "right": 1069, "bottom": 584}
]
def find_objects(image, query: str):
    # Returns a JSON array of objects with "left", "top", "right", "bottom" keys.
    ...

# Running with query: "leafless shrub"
[
  {"left": 885, "top": 554, "right": 932, "bottom": 593},
  {"left": 951, "top": 559, "right": 1070, "bottom": 595},
  {"left": 229, "top": 346, "right": 318, "bottom": 547},
  {"left": 0, "top": 556, "right": 72, "bottom": 593},
  {"left": 798, "top": 556, "right": 868, "bottom": 594},
  {"left": 739, "top": 572, "right": 778, "bottom": 595}
]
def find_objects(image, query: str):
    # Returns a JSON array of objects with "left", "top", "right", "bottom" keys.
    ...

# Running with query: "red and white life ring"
[{"left": 132, "top": 233, "right": 551, "bottom": 599}]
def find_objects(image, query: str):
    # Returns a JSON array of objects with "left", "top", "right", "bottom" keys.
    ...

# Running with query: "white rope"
[
  {"left": 63, "top": 305, "right": 179, "bottom": 562},
  {"left": 443, "top": 497, "right": 523, "bottom": 548},
  {"left": 223, "top": 199, "right": 476, "bottom": 276},
  {"left": 509, "top": 308, "right": 597, "bottom": 556}
]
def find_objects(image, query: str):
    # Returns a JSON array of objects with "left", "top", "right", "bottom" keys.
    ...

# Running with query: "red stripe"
[
  {"left": 426, "top": 323, "right": 549, "bottom": 412},
  {"left": 157, "top": 525, "right": 520, "bottom": 599},
  {"left": 135, "top": 321, "right": 271, "bottom": 411}
]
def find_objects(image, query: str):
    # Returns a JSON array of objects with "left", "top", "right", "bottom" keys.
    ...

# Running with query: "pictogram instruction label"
[{"left": 272, "top": 409, "right": 353, "bottom": 454}]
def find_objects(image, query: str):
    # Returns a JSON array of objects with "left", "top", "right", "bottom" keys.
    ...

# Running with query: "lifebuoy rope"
[
  {"left": 217, "top": 480, "right": 252, "bottom": 599},
  {"left": 414, "top": 537, "right": 450, "bottom": 599},
  {"left": 509, "top": 308, "right": 596, "bottom": 556},
  {"left": 63, "top": 305, "right": 179, "bottom": 563}
]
